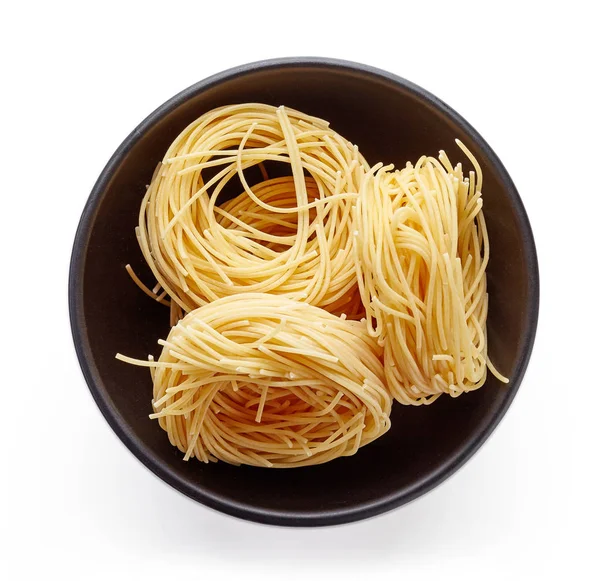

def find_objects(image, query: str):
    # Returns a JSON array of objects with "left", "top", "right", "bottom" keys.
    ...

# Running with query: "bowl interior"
[{"left": 72, "top": 61, "right": 537, "bottom": 525}]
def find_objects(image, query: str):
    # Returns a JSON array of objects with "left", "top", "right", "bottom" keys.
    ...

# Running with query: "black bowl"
[{"left": 69, "top": 57, "right": 539, "bottom": 526}]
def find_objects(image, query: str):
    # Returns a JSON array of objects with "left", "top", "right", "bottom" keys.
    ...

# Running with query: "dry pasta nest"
[
  {"left": 135, "top": 103, "right": 369, "bottom": 319},
  {"left": 353, "top": 143, "right": 507, "bottom": 405},
  {"left": 118, "top": 294, "right": 391, "bottom": 468}
]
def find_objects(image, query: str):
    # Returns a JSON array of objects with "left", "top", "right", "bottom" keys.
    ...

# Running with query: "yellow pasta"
[
  {"left": 131, "top": 103, "right": 368, "bottom": 318},
  {"left": 117, "top": 294, "right": 391, "bottom": 468},
  {"left": 353, "top": 141, "right": 508, "bottom": 405},
  {"left": 118, "top": 103, "right": 509, "bottom": 467}
]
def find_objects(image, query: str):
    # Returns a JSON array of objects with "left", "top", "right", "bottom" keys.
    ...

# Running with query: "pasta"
[
  {"left": 117, "top": 103, "right": 509, "bottom": 468},
  {"left": 131, "top": 103, "right": 368, "bottom": 318},
  {"left": 116, "top": 294, "right": 391, "bottom": 468},
  {"left": 353, "top": 141, "right": 508, "bottom": 405}
]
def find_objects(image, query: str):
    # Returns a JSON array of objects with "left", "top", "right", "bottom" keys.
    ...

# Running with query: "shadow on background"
[{"left": 76, "top": 414, "right": 520, "bottom": 565}]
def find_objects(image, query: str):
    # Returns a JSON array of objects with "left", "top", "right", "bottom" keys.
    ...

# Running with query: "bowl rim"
[{"left": 68, "top": 56, "right": 539, "bottom": 527}]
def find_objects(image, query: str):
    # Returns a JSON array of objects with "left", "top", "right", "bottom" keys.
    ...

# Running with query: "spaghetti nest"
[
  {"left": 136, "top": 103, "right": 368, "bottom": 318},
  {"left": 354, "top": 142, "right": 508, "bottom": 406},
  {"left": 118, "top": 294, "right": 391, "bottom": 468}
]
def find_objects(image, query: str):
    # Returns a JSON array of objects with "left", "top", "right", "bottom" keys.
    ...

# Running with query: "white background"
[{"left": 2, "top": 1, "right": 599, "bottom": 579}]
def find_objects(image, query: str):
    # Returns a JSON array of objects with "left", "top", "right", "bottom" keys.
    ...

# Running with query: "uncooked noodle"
[
  {"left": 353, "top": 141, "right": 508, "bottom": 405},
  {"left": 130, "top": 103, "right": 368, "bottom": 318},
  {"left": 117, "top": 294, "right": 391, "bottom": 467}
]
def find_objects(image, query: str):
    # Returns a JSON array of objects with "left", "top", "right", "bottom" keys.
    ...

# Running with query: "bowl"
[{"left": 69, "top": 57, "right": 539, "bottom": 526}]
